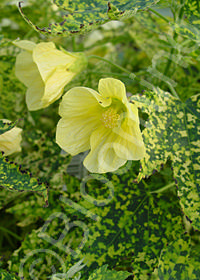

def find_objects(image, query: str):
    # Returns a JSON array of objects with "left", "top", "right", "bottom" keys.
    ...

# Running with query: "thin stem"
[
  {"left": 179, "top": 0, "right": 185, "bottom": 20},
  {"left": 0, "top": 226, "right": 22, "bottom": 241},
  {"left": 72, "top": 36, "right": 76, "bottom": 52},
  {"left": 87, "top": 71, "right": 144, "bottom": 82},
  {"left": 87, "top": 55, "right": 131, "bottom": 75},
  {"left": 161, "top": 0, "right": 185, "bottom": 86},
  {"left": 197, "top": 0, "right": 200, "bottom": 12},
  {"left": 87, "top": 55, "right": 143, "bottom": 84},
  {"left": 148, "top": 8, "right": 170, "bottom": 23},
  {"left": 87, "top": 71, "right": 131, "bottom": 78},
  {"left": 162, "top": 32, "right": 178, "bottom": 79},
  {"left": 150, "top": 182, "right": 175, "bottom": 194},
  {"left": 166, "top": 82, "right": 180, "bottom": 99}
]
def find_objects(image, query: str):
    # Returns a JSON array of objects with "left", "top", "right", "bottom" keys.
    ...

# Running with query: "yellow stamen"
[{"left": 101, "top": 107, "right": 120, "bottom": 129}]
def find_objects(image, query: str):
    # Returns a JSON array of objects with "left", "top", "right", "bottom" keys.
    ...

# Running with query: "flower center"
[{"left": 101, "top": 107, "right": 120, "bottom": 129}]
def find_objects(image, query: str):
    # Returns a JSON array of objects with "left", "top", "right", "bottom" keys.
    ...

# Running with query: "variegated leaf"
[
  {"left": 0, "top": 269, "right": 19, "bottom": 280},
  {"left": 0, "top": 120, "right": 17, "bottom": 135},
  {"left": 0, "top": 152, "right": 48, "bottom": 204},
  {"left": 88, "top": 264, "right": 131, "bottom": 280},
  {"left": 131, "top": 89, "right": 200, "bottom": 230},
  {"left": 158, "top": 234, "right": 200, "bottom": 279},
  {"left": 18, "top": 0, "right": 160, "bottom": 36}
]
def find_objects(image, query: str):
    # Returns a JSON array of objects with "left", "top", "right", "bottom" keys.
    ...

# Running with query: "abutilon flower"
[
  {"left": 0, "top": 120, "right": 22, "bottom": 156},
  {"left": 56, "top": 78, "right": 145, "bottom": 173},
  {"left": 14, "top": 40, "right": 87, "bottom": 111}
]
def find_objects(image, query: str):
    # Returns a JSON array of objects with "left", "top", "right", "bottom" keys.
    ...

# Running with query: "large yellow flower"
[
  {"left": 0, "top": 120, "right": 22, "bottom": 156},
  {"left": 56, "top": 78, "right": 145, "bottom": 173},
  {"left": 14, "top": 40, "right": 87, "bottom": 111}
]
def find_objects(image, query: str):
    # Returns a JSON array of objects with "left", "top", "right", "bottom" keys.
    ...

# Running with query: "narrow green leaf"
[
  {"left": 88, "top": 264, "right": 131, "bottom": 280},
  {"left": 131, "top": 89, "right": 200, "bottom": 229}
]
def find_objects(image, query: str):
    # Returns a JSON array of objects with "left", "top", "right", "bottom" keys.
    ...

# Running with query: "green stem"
[
  {"left": 150, "top": 182, "right": 175, "bottom": 194},
  {"left": 161, "top": 0, "right": 185, "bottom": 86},
  {"left": 87, "top": 71, "right": 130, "bottom": 77},
  {"left": 163, "top": 33, "right": 178, "bottom": 79},
  {"left": 148, "top": 8, "right": 170, "bottom": 23},
  {"left": 87, "top": 55, "right": 143, "bottom": 83},
  {"left": 197, "top": 0, "right": 200, "bottom": 12},
  {"left": 72, "top": 36, "right": 76, "bottom": 52},
  {"left": 87, "top": 71, "right": 144, "bottom": 82},
  {"left": 87, "top": 55, "right": 131, "bottom": 75},
  {"left": 166, "top": 82, "right": 180, "bottom": 99},
  {"left": 179, "top": 0, "right": 185, "bottom": 20},
  {"left": 0, "top": 226, "right": 22, "bottom": 241}
]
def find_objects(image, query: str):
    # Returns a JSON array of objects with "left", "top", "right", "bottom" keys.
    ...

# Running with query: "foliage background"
[{"left": 0, "top": 0, "right": 200, "bottom": 279}]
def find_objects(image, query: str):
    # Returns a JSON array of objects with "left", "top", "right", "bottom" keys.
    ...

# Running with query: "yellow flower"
[
  {"left": 14, "top": 40, "right": 87, "bottom": 111},
  {"left": 0, "top": 120, "right": 22, "bottom": 156},
  {"left": 56, "top": 78, "right": 145, "bottom": 173}
]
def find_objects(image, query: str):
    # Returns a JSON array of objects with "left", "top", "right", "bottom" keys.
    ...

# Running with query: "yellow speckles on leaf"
[
  {"left": 131, "top": 89, "right": 200, "bottom": 230},
  {"left": 107, "top": 245, "right": 115, "bottom": 258},
  {"left": 187, "top": 113, "right": 196, "bottom": 123},
  {"left": 179, "top": 130, "right": 187, "bottom": 137},
  {"left": 177, "top": 111, "right": 184, "bottom": 119}
]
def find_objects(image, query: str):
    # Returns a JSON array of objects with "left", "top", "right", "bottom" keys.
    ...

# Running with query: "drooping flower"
[
  {"left": 0, "top": 120, "right": 22, "bottom": 156},
  {"left": 56, "top": 78, "right": 145, "bottom": 173},
  {"left": 14, "top": 40, "right": 87, "bottom": 111}
]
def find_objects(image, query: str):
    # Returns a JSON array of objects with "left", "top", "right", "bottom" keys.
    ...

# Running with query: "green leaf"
[
  {"left": 88, "top": 264, "right": 131, "bottom": 280},
  {"left": 131, "top": 89, "right": 200, "bottom": 230},
  {"left": 0, "top": 269, "right": 19, "bottom": 280},
  {"left": 65, "top": 174, "right": 183, "bottom": 279},
  {"left": 0, "top": 120, "right": 18, "bottom": 135},
  {"left": 8, "top": 171, "right": 183, "bottom": 279},
  {"left": 14, "top": 129, "right": 71, "bottom": 191},
  {"left": 172, "top": 0, "right": 200, "bottom": 43},
  {"left": 0, "top": 152, "right": 48, "bottom": 204},
  {"left": 18, "top": 0, "right": 160, "bottom": 36},
  {"left": 158, "top": 234, "right": 200, "bottom": 280}
]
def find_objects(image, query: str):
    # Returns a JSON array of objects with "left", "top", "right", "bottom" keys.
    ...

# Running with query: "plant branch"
[
  {"left": 87, "top": 55, "right": 131, "bottom": 75},
  {"left": 0, "top": 226, "right": 22, "bottom": 241},
  {"left": 150, "top": 182, "right": 175, "bottom": 194},
  {"left": 148, "top": 8, "right": 170, "bottom": 23}
]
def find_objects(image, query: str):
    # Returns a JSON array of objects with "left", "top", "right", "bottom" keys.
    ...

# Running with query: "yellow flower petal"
[
  {"left": 0, "top": 120, "right": 22, "bottom": 156},
  {"left": 15, "top": 50, "right": 42, "bottom": 88},
  {"left": 59, "top": 87, "right": 108, "bottom": 118},
  {"left": 56, "top": 117, "right": 98, "bottom": 156},
  {"left": 13, "top": 40, "right": 36, "bottom": 52},
  {"left": 113, "top": 117, "right": 145, "bottom": 160},
  {"left": 33, "top": 42, "right": 76, "bottom": 82},
  {"left": 26, "top": 81, "right": 45, "bottom": 111},
  {"left": 56, "top": 87, "right": 103, "bottom": 155},
  {"left": 42, "top": 66, "right": 75, "bottom": 105},
  {"left": 83, "top": 126, "right": 127, "bottom": 173},
  {"left": 98, "top": 78, "right": 128, "bottom": 104},
  {"left": 15, "top": 50, "right": 45, "bottom": 111}
]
